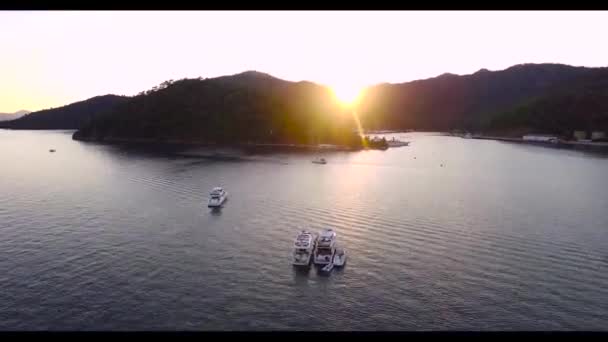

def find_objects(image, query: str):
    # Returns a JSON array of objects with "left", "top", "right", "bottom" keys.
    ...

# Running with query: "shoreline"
[
  {"left": 72, "top": 134, "right": 364, "bottom": 152},
  {"left": 466, "top": 134, "right": 608, "bottom": 151}
]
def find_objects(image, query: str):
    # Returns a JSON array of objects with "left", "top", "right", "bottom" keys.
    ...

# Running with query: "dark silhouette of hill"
[
  {"left": 357, "top": 63, "right": 601, "bottom": 132},
  {"left": 0, "top": 95, "right": 128, "bottom": 129},
  {"left": 5, "top": 63, "right": 608, "bottom": 142},
  {"left": 73, "top": 71, "right": 365, "bottom": 147},
  {"left": 480, "top": 68, "right": 608, "bottom": 137}
]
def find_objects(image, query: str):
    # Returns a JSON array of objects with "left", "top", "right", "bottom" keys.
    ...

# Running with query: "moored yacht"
[
  {"left": 313, "top": 228, "right": 337, "bottom": 265},
  {"left": 292, "top": 230, "right": 317, "bottom": 266},
  {"left": 207, "top": 187, "right": 228, "bottom": 208},
  {"left": 312, "top": 157, "right": 327, "bottom": 164}
]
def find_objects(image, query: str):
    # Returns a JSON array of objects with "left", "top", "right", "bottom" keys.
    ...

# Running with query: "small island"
[{"left": 71, "top": 71, "right": 389, "bottom": 151}]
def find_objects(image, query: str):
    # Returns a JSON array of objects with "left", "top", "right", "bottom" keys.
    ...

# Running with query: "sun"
[{"left": 332, "top": 85, "right": 362, "bottom": 106}]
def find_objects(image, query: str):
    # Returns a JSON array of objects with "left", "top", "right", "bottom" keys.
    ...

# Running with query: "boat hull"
[{"left": 292, "top": 253, "right": 312, "bottom": 266}]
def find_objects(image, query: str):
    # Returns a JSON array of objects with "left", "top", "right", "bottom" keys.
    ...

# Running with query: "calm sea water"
[{"left": 1, "top": 130, "right": 607, "bottom": 330}]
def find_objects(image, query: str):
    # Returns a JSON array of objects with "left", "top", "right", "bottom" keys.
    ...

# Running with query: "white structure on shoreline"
[
  {"left": 523, "top": 134, "right": 559, "bottom": 143},
  {"left": 573, "top": 130, "right": 587, "bottom": 140}
]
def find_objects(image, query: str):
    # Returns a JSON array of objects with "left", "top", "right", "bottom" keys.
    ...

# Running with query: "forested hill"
[
  {"left": 480, "top": 67, "right": 608, "bottom": 137},
  {"left": 357, "top": 63, "right": 606, "bottom": 134},
  {"left": 73, "top": 71, "right": 362, "bottom": 147}
]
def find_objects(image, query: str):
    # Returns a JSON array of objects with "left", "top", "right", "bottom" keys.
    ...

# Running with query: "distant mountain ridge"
[
  {"left": 481, "top": 67, "right": 608, "bottom": 136},
  {"left": 357, "top": 63, "right": 602, "bottom": 133},
  {"left": 0, "top": 110, "right": 30, "bottom": 122},
  {"left": 0, "top": 95, "right": 128, "bottom": 129},
  {"left": 3, "top": 63, "right": 608, "bottom": 141}
]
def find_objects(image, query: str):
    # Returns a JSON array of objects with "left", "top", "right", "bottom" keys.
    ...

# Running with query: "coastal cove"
[
  {"left": 1, "top": 129, "right": 607, "bottom": 330},
  {"left": 4, "top": 10, "right": 608, "bottom": 333}
]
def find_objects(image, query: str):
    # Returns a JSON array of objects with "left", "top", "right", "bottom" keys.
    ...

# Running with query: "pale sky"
[{"left": 2, "top": 11, "right": 608, "bottom": 113}]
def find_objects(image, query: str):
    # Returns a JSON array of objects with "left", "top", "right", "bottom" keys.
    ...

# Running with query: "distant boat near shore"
[{"left": 386, "top": 138, "right": 410, "bottom": 147}]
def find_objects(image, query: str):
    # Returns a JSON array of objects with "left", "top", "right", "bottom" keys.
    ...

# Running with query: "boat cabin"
[
  {"left": 317, "top": 229, "right": 336, "bottom": 248},
  {"left": 294, "top": 231, "right": 315, "bottom": 250},
  {"left": 210, "top": 187, "right": 225, "bottom": 196}
]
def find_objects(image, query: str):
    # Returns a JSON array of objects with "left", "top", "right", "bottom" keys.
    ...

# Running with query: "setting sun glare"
[{"left": 332, "top": 85, "right": 363, "bottom": 106}]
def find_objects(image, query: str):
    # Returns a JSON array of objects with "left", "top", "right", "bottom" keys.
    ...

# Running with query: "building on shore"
[
  {"left": 522, "top": 134, "right": 559, "bottom": 143},
  {"left": 573, "top": 130, "right": 587, "bottom": 141},
  {"left": 591, "top": 131, "right": 606, "bottom": 140}
]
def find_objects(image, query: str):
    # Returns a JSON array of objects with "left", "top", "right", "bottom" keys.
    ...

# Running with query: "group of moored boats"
[
  {"left": 292, "top": 229, "right": 346, "bottom": 273},
  {"left": 206, "top": 189, "right": 347, "bottom": 274}
]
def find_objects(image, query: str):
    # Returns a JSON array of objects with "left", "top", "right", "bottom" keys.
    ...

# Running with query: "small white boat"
[
  {"left": 312, "top": 157, "right": 327, "bottom": 164},
  {"left": 207, "top": 187, "right": 228, "bottom": 208},
  {"left": 292, "top": 230, "right": 317, "bottom": 266},
  {"left": 321, "top": 263, "right": 334, "bottom": 273},
  {"left": 313, "top": 229, "right": 337, "bottom": 265},
  {"left": 333, "top": 248, "right": 347, "bottom": 267}
]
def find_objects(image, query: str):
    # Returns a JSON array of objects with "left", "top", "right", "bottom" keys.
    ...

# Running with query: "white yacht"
[
  {"left": 292, "top": 230, "right": 317, "bottom": 266},
  {"left": 313, "top": 229, "right": 337, "bottom": 265},
  {"left": 312, "top": 157, "right": 327, "bottom": 164},
  {"left": 207, "top": 187, "right": 228, "bottom": 208}
]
